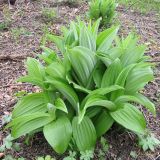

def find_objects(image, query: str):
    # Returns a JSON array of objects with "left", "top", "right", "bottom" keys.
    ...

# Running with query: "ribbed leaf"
[
  {"left": 9, "top": 113, "right": 53, "bottom": 139},
  {"left": 68, "top": 46, "right": 96, "bottom": 87},
  {"left": 39, "top": 46, "right": 58, "bottom": 64},
  {"left": 101, "top": 58, "right": 122, "bottom": 87},
  {"left": 79, "top": 94, "right": 116, "bottom": 123},
  {"left": 94, "top": 110, "right": 114, "bottom": 137},
  {"left": 110, "top": 64, "right": 136, "bottom": 100},
  {"left": 72, "top": 116, "right": 97, "bottom": 151},
  {"left": 86, "top": 107, "right": 102, "bottom": 118},
  {"left": 12, "top": 93, "right": 48, "bottom": 118},
  {"left": 125, "top": 63, "right": 154, "bottom": 94},
  {"left": 55, "top": 98, "right": 68, "bottom": 113},
  {"left": 43, "top": 116, "right": 72, "bottom": 154},
  {"left": 66, "top": 74, "right": 91, "bottom": 94},
  {"left": 47, "top": 34, "right": 65, "bottom": 54},
  {"left": 91, "top": 85, "right": 124, "bottom": 95},
  {"left": 110, "top": 103, "right": 146, "bottom": 134},
  {"left": 46, "top": 62, "right": 66, "bottom": 79},
  {"left": 96, "top": 52, "right": 113, "bottom": 67},
  {"left": 120, "top": 45, "right": 146, "bottom": 67},
  {"left": 93, "top": 62, "right": 106, "bottom": 88},
  {"left": 97, "top": 26, "right": 119, "bottom": 52},
  {"left": 91, "top": 18, "right": 101, "bottom": 39},
  {"left": 79, "top": 26, "right": 96, "bottom": 51},
  {"left": 115, "top": 94, "right": 156, "bottom": 115},
  {"left": 18, "top": 58, "right": 45, "bottom": 89},
  {"left": 46, "top": 77, "right": 79, "bottom": 111}
]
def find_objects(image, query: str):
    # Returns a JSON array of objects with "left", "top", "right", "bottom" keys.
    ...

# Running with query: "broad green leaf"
[
  {"left": 115, "top": 64, "right": 136, "bottom": 86},
  {"left": 93, "top": 62, "right": 106, "bottom": 88},
  {"left": 18, "top": 58, "right": 45, "bottom": 89},
  {"left": 120, "top": 45, "right": 146, "bottom": 67},
  {"left": 91, "top": 18, "right": 101, "bottom": 39},
  {"left": 66, "top": 74, "right": 91, "bottom": 94},
  {"left": 125, "top": 63, "right": 154, "bottom": 94},
  {"left": 91, "top": 85, "right": 124, "bottom": 95},
  {"left": 70, "top": 22, "right": 79, "bottom": 41},
  {"left": 110, "top": 64, "right": 136, "bottom": 100},
  {"left": 79, "top": 94, "right": 116, "bottom": 123},
  {"left": 43, "top": 116, "right": 72, "bottom": 154},
  {"left": 46, "top": 62, "right": 66, "bottom": 79},
  {"left": 18, "top": 76, "right": 45, "bottom": 89},
  {"left": 39, "top": 46, "right": 58, "bottom": 64},
  {"left": 115, "top": 93, "right": 156, "bottom": 115},
  {"left": 101, "top": 58, "right": 122, "bottom": 87},
  {"left": 86, "top": 107, "right": 102, "bottom": 118},
  {"left": 97, "top": 26, "right": 119, "bottom": 52},
  {"left": 68, "top": 46, "right": 96, "bottom": 87},
  {"left": 12, "top": 93, "right": 48, "bottom": 118},
  {"left": 65, "top": 30, "right": 76, "bottom": 47},
  {"left": 72, "top": 116, "right": 97, "bottom": 151},
  {"left": 9, "top": 113, "right": 53, "bottom": 139},
  {"left": 55, "top": 98, "right": 68, "bottom": 113},
  {"left": 47, "top": 34, "right": 65, "bottom": 54},
  {"left": 110, "top": 103, "right": 146, "bottom": 134},
  {"left": 96, "top": 52, "right": 113, "bottom": 67},
  {"left": 94, "top": 110, "right": 114, "bottom": 137},
  {"left": 79, "top": 26, "right": 96, "bottom": 51},
  {"left": 46, "top": 77, "right": 79, "bottom": 111},
  {"left": 103, "top": 47, "right": 123, "bottom": 60}
]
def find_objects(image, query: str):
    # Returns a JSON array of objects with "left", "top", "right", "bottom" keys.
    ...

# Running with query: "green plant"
[
  {"left": 2, "top": 155, "right": 25, "bottom": 160},
  {"left": 130, "top": 151, "right": 138, "bottom": 159},
  {"left": 118, "top": 0, "right": 160, "bottom": 14},
  {"left": 0, "top": 7, "right": 12, "bottom": 31},
  {"left": 37, "top": 155, "right": 56, "bottom": 160},
  {"left": 41, "top": 7, "right": 57, "bottom": 22},
  {"left": 8, "top": 19, "right": 156, "bottom": 155},
  {"left": 138, "top": 133, "right": 160, "bottom": 151},
  {"left": 97, "top": 137, "right": 109, "bottom": 160},
  {"left": 88, "top": 0, "right": 117, "bottom": 27},
  {"left": 11, "top": 27, "right": 32, "bottom": 42},
  {"left": 80, "top": 150, "right": 94, "bottom": 160},
  {"left": 2, "top": 114, "right": 12, "bottom": 126},
  {"left": 0, "top": 134, "right": 21, "bottom": 152},
  {"left": 0, "top": 135, "right": 14, "bottom": 152},
  {"left": 63, "top": 151, "right": 77, "bottom": 160}
]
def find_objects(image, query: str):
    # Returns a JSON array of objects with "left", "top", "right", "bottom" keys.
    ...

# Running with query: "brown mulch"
[{"left": 0, "top": 0, "right": 160, "bottom": 160}]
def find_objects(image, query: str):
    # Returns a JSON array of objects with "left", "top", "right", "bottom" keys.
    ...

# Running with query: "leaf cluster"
[
  {"left": 8, "top": 19, "right": 156, "bottom": 154},
  {"left": 88, "top": 0, "right": 117, "bottom": 27}
]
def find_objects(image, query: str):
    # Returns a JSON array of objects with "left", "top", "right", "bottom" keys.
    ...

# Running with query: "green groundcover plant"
[
  {"left": 88, "top": 0, "right": 117, "bottom": 27},
  {"left": 8, "top": 19, "right": 157, "bottom": 154}
]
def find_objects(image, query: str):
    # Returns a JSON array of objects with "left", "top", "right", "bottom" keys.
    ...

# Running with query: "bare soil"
[{"left": 0, "top": 0, "right": 160, "bottom": 159}]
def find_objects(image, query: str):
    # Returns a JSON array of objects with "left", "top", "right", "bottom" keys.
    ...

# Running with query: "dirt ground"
[{"left": 0, "top": 0, "right": 160, "bottom": 159}]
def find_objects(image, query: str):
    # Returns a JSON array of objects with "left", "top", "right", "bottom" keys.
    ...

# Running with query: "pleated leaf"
[
  {"left": 18, "top": 58, "right": 45, "bottom": 89},
  {"left": 43, "top": 116, "right": 72, "bottom": 154},
  {"left": 97, "top": 26, "right": 119, "bottom": 52},
  {"left": 94, "top": 110, "right": 114, "bottom": 137},
  {"left": 46, "top": 62, "right": 66, "bottom": 79},
  {"left": 125, "top": 63, "right": 154, "bottom": 94},
  {"left": 101, "top": 58, "right": 122, "bottom": 87},
  {"left": 110, "top": 103, "right": 146, "bottom": 134},
  {"left": 79, "top": 94, "right": 116, "bottom": 123},
  {"left": 9, "top": 113, "right": 53, "bottom": 139},
  {"left": 79, "top": 26, "right": 96, "bottom": 51},
  {"left": 115, "top": 93, "right": 156, "bottom": 115},
  {"left": 55, "top": 98, "right": 68, "bottom": 113},
  {"left": 47, "top": 34, "right": 65, "bottom": 54},
  {"left": 68, "top": 46, "right": 96, "bottom": 87},
  {"left": 72, "top": 116, "right": 97, "bottom": 151},
  {"left": 12, "top": 93, "right": 48, "bottom": 118},
  {"left": 46, "top": 77, "right": 79, "bottom": 111}
]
